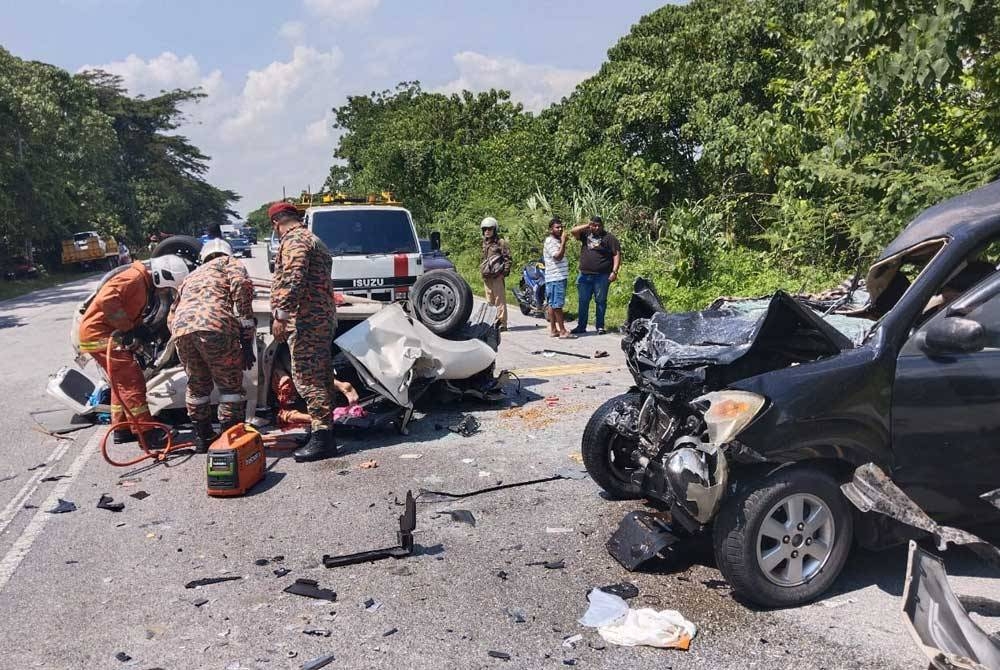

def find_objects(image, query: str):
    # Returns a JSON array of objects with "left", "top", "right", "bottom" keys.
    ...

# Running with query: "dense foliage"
[
  {"left": 318, "top": 0, "right": 1000, "bottom": 321},
  {"left": 0, "top": 47, "right": 237, "bottom": 267}
]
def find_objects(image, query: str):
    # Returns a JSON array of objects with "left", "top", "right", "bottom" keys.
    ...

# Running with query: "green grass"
[{"left": 0, "top": 271, "right": 96, "bottom": 302}]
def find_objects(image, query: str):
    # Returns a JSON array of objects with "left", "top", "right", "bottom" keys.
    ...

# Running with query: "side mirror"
[
  {"left": 430, "top": 231, "right": 441, "bottom": 251},
  {"left": 920, "top": 317, "right": 987, "bottom": 355}
]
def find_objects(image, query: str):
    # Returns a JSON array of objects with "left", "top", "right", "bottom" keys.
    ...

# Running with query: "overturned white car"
[{"left": 48, "top": 236, "right": 505, "bottom": 433}]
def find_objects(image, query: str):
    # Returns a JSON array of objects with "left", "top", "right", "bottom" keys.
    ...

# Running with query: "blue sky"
[{"left": 2, "top": 0, "right": 671, "bottom": 215}]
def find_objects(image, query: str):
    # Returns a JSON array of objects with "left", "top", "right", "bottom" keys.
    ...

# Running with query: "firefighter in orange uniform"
[{"left": 78, "top": 255, "right": 190, "bottom": 448}]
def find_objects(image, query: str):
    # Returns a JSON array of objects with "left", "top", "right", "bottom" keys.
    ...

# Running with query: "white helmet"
[
  {"left": 481, "top": 217, "right": 499, "bottom": 230},
  {"left": 149, "top": 255, "right": 191, "bottom": 289},
  {"left": 199, "top": 238, "right": 233, "bottom": 263}
]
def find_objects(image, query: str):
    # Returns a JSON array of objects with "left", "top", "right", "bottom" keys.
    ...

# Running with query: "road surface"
[{"left": 0, "top": 246, "right": 993, "bottom": 669}]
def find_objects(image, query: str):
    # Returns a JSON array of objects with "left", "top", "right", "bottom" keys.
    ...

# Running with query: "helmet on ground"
[
  {"left": 149, "top": 255, "right": 191, "bottom": 289},
  {"left": 481, "top": 217, "right": 499, "bottom": 230},
  {"left": 199, "top": 239, "right": 233, "bottom": 263}
]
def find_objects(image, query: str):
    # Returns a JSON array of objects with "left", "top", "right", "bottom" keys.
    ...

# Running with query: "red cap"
[{"left": 267, "top": 202, "right": 299, "bottom": 220}]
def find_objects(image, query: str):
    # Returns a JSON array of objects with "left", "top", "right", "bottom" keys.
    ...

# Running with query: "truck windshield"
[
  {"left": 73, "top": 233, "right": 95, "bottom": 242},
  {"left": 311, "top": 209, "right": 418, "bottom": 255}
]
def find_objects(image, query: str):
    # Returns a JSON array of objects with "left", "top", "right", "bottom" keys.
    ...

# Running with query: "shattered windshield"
[{"left": 715, "top": 298, "right": 873, "bottom": 345}]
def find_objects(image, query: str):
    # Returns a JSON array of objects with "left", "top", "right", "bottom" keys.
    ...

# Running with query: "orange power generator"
[{"left": 207, "top": 423, "right": 265, "bottom": 497}]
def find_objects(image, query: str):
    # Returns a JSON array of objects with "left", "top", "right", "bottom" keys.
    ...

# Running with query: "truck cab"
[{"left": 300, "top": 193, "right": 423, "bottom": 302}]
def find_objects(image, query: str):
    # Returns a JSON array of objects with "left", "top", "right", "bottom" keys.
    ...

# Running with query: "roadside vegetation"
[
  {"left": 305, "top": 0, "right": 1000, "bottom": 325},
  {"left": 0, "top": 49, "right": 237, "bottom": 272}
]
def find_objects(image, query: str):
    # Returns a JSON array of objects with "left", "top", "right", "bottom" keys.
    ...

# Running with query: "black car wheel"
[
  {"left": 410, "top": 269, "right": 474, "bottom": 336},
  {"left": 581, "top": 393, "right": 644, "bottom": 499},
  {"left": 151, "top": 235, "right": 202, "bottom": 266},
  {"left": 713, "top": 466, "right": 854, "bottom": 608}
]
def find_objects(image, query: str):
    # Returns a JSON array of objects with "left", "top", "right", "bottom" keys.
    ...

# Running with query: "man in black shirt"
[{"left": 570, "top": 215, "right": 621, "bottom": 335}]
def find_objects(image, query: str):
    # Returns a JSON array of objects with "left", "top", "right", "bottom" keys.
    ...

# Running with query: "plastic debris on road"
[
  {"left": 579, "top": 589, "right": 696, "bottom": 650},
  {"left": 448, "top": 415, "right": 480, "bottom": 437},
  {"left": 47, "top": 499, "right": 77, "bottom": 514},
  {"left": 301, "top": 653, "right": 335, "bottom": 670},
  {"left": 359, "top": 459, "right": 378, "bottom": 469},
  {"left": 96, "top": 494, "right": 125, "bottom": 512},
  {"left": 399, "top": 453, "right": 422, "bottom": 460}
]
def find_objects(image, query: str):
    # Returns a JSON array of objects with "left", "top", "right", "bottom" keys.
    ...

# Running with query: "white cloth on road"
[{"left": 579, "top": 589, "right": 696, "bottom": 650}]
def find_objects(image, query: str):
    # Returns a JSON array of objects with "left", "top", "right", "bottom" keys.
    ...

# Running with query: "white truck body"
[{"left": 303, "top": 205, "right": 424, "bottom": 301}]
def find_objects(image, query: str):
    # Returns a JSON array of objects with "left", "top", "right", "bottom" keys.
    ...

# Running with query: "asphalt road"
[{"left": 0, "top": 245, "right": 995, "bottom": 670}]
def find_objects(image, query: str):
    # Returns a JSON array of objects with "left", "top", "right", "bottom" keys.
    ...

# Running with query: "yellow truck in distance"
[{"left": 61, "top": 231, "right": 120, "bottom": 270}]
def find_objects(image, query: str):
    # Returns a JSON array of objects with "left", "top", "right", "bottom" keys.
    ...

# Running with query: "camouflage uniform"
[
  {"left": 168, "top": 256, "right": 254, "bottom": 425},
  {"left": 271, "top": 225, "right": 336, "bottom": 430}
]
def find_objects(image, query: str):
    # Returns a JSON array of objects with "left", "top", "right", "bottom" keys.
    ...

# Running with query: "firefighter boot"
[
  {"left": 113, "top": 428, "right": 137, "bottom": 444},
  {"left": 139, "top": 427, "right": 171, "bottom": 452},
  {"left": 293, "top": 428, "right": 337, "bottom": 462},
  {"left": 193, "top": 421, "right": 218, "bottom": 455}
]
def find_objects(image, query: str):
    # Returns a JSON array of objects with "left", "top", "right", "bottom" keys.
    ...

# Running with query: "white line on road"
[
  {"left": 0, "top": 440, "right": 74, "bottom": 537},
  {"left": 0, "top": 429, "right": 101, "bottom": 593}
]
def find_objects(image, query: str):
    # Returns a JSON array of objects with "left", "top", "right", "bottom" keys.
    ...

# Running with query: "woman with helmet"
[
  {"left": 78, "top": 254, "right": 191, "bottom": 449},
  {"left": 480, "top": 216, "right": 513, "bottom": 330},
  {"left": 167, "top": 239, "right": 256, "bottom": 453}
]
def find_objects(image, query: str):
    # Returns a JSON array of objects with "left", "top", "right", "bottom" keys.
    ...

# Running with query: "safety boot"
[
  {"left": 293, "top": 428, "right": 337, "bottom": 462},
  {"left": 113, "top": 428, "right": 137, "bottom": 444},
  {"left": 138, "top": 427, "right": 171, "bottom": 452},
  {"left": 192, "top": 421, "right": 218, "bottom": 455}
]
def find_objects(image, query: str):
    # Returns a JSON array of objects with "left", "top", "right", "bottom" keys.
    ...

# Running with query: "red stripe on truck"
[{"left": 394, "top": 254, "right": 408, "bottom": 277}]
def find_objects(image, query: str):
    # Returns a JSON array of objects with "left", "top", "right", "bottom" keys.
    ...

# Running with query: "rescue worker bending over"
[
  {"left": 268, "top": 202, "right": 339, "bottom": 462},
  {"left": 79, "top": 256, "right": 190, "bottom": 448},
  {"left": 167, "top": 239, "right": 255, "bottom": 453}
]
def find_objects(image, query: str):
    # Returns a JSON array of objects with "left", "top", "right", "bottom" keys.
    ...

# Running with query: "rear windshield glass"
[{"left": 311, "top": 209, "right": 417, "bottom": 255}]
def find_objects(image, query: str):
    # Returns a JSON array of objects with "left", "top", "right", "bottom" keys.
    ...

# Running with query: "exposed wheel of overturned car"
[
  {"left": 581, "top": 393, "right": 644, "bottom": 500},
  {"left": 712, "top": 466, "right": 853, "bottom": 608},
  {"left": 151, "top": 235, "right": 202, "bottom": 266},
  {"left": 410, "top": 269, "right": 474, "bottom": 337}
]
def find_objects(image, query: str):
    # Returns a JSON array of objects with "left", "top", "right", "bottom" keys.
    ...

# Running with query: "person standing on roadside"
[
  {"left": 167, "top": 239, "right": 255, "bottom": 454},
  {"left": 570, "top": 215, "right": 621, "bottom": 335},
  {"left": 543, "top": 217, "right": 572, "bottom": 339},
  {"left": 268, "top": 202, "right": 338, "bottom": 463},
  {"left": 480, "top": 216, "right": 512, "bottom": 330}
]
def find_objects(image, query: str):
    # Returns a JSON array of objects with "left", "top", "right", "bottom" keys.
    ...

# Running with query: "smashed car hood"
[
  {"left": 626, "top": 291, "right": 854, "bottom": 394},
  {"left": 335, "top": 303, "right": 496, "bottom": 407}
]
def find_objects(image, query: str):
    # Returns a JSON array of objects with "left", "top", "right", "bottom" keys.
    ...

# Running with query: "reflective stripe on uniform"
[
  {"left": 218, "top": 393, "right": 245, "bottom": 403},
  {"left": 111, "top": 403, "right": 149, "bottom": 415},
  {"left": 79, "top": 339, "right": 109, "bottom": 352}
]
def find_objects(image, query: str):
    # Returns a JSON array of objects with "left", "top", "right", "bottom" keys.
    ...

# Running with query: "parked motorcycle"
[{"left": 511, "top": 259, "right": 546, "bottom": 317}]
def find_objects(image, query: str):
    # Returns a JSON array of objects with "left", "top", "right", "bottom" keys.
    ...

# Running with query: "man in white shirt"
[{"left": 543, "top": 217, "right": 573, "bottom": 338}]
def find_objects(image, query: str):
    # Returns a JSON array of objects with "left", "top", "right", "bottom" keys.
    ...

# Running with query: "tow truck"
[{"left": 284, "top": 190, "right": 473, "bottom": 336}]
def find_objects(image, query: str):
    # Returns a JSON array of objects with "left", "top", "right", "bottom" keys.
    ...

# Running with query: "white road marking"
[
  {"left": 0, "top": 429, "right": 101, "bottom": 592},
  {"left": 0, "top": 440, "right": 74, "bottom": 537}
]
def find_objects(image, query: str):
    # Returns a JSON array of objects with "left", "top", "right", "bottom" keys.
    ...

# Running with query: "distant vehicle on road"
[
  {"left": 419, "top": 239, "right": 455, "bottom": 272},
  {"left": 3, "top": 255, "right": 40, "bottom": 280},
  {"left": 223, "top": 231, "right": 252, "bottom": 258},
  {"left": 62, "top": 231, "right": 120, "bottom": 270}
]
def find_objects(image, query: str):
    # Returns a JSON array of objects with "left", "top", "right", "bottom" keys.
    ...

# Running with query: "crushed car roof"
[{"left": 879, "top": 179, "right": 1000, "bottom": 261}]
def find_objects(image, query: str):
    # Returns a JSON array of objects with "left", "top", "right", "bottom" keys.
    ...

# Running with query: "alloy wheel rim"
[{"left": 755, "top": 492, "right": 836, "bottom": 587}]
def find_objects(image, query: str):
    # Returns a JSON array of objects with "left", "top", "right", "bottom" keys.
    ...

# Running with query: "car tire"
[
  {"left": 151, "top": 235, "right": 202, "bottom": 265},
  {"left": 580, "top": 393, "right": 644, "bottom": 500},
  {"left": 410, "top": 269, "right": 474, "bottom": 336},
  {"left": 712, "top": 466, "right": 854, "bottom": 609}
]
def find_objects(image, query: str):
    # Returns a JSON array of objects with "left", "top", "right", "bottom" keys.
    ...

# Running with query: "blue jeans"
[{"left": 576, "top": 273, "right": 610, "bottom": 330}]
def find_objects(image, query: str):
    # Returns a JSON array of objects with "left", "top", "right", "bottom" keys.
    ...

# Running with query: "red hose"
[{"left": 100, "top": 338, "right": 193, "bottom": 467}]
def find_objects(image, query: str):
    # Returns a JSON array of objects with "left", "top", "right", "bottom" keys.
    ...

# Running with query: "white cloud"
[
  {"left": 221, "top": 46, "right": 343, "bottom": 140},
  {"left": 79, "top": 51, "right": 223, "bottom": 98},
  {"left": 304, "top": 0, "right": 379, "bottom": 20},
  {"left": 278, "top": 20, "right": 306, "bottom": 42},
  {"left": 437, "top": 51, "right": 592, "bottom": 112},
  {"left": 77, "top": 49, "right": 344, "bottom": 215}
]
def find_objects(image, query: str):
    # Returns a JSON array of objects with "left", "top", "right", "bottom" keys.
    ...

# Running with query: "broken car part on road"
[
  {"left": 283, "top": 578, "right": 337, "bottom": 602},
  {"left": 322, "top": 490, "right": 415, "bottom": 568},
  {"left": 416, "top": 473, "right": 576, "bottom": 502}
]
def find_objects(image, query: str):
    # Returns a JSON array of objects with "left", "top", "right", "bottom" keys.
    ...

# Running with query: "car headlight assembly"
[{"left": 694, "top": 390, "right": 766, "bottom": 445}]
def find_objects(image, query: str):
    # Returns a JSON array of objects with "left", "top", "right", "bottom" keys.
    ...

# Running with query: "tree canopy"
[{"left": 0, "top": 47, "right": 238, "bottom": 263}]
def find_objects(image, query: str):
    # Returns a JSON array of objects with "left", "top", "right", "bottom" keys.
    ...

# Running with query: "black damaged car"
[{"left": 583, "top": 180, "right": 1000, "bottom": 608}]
